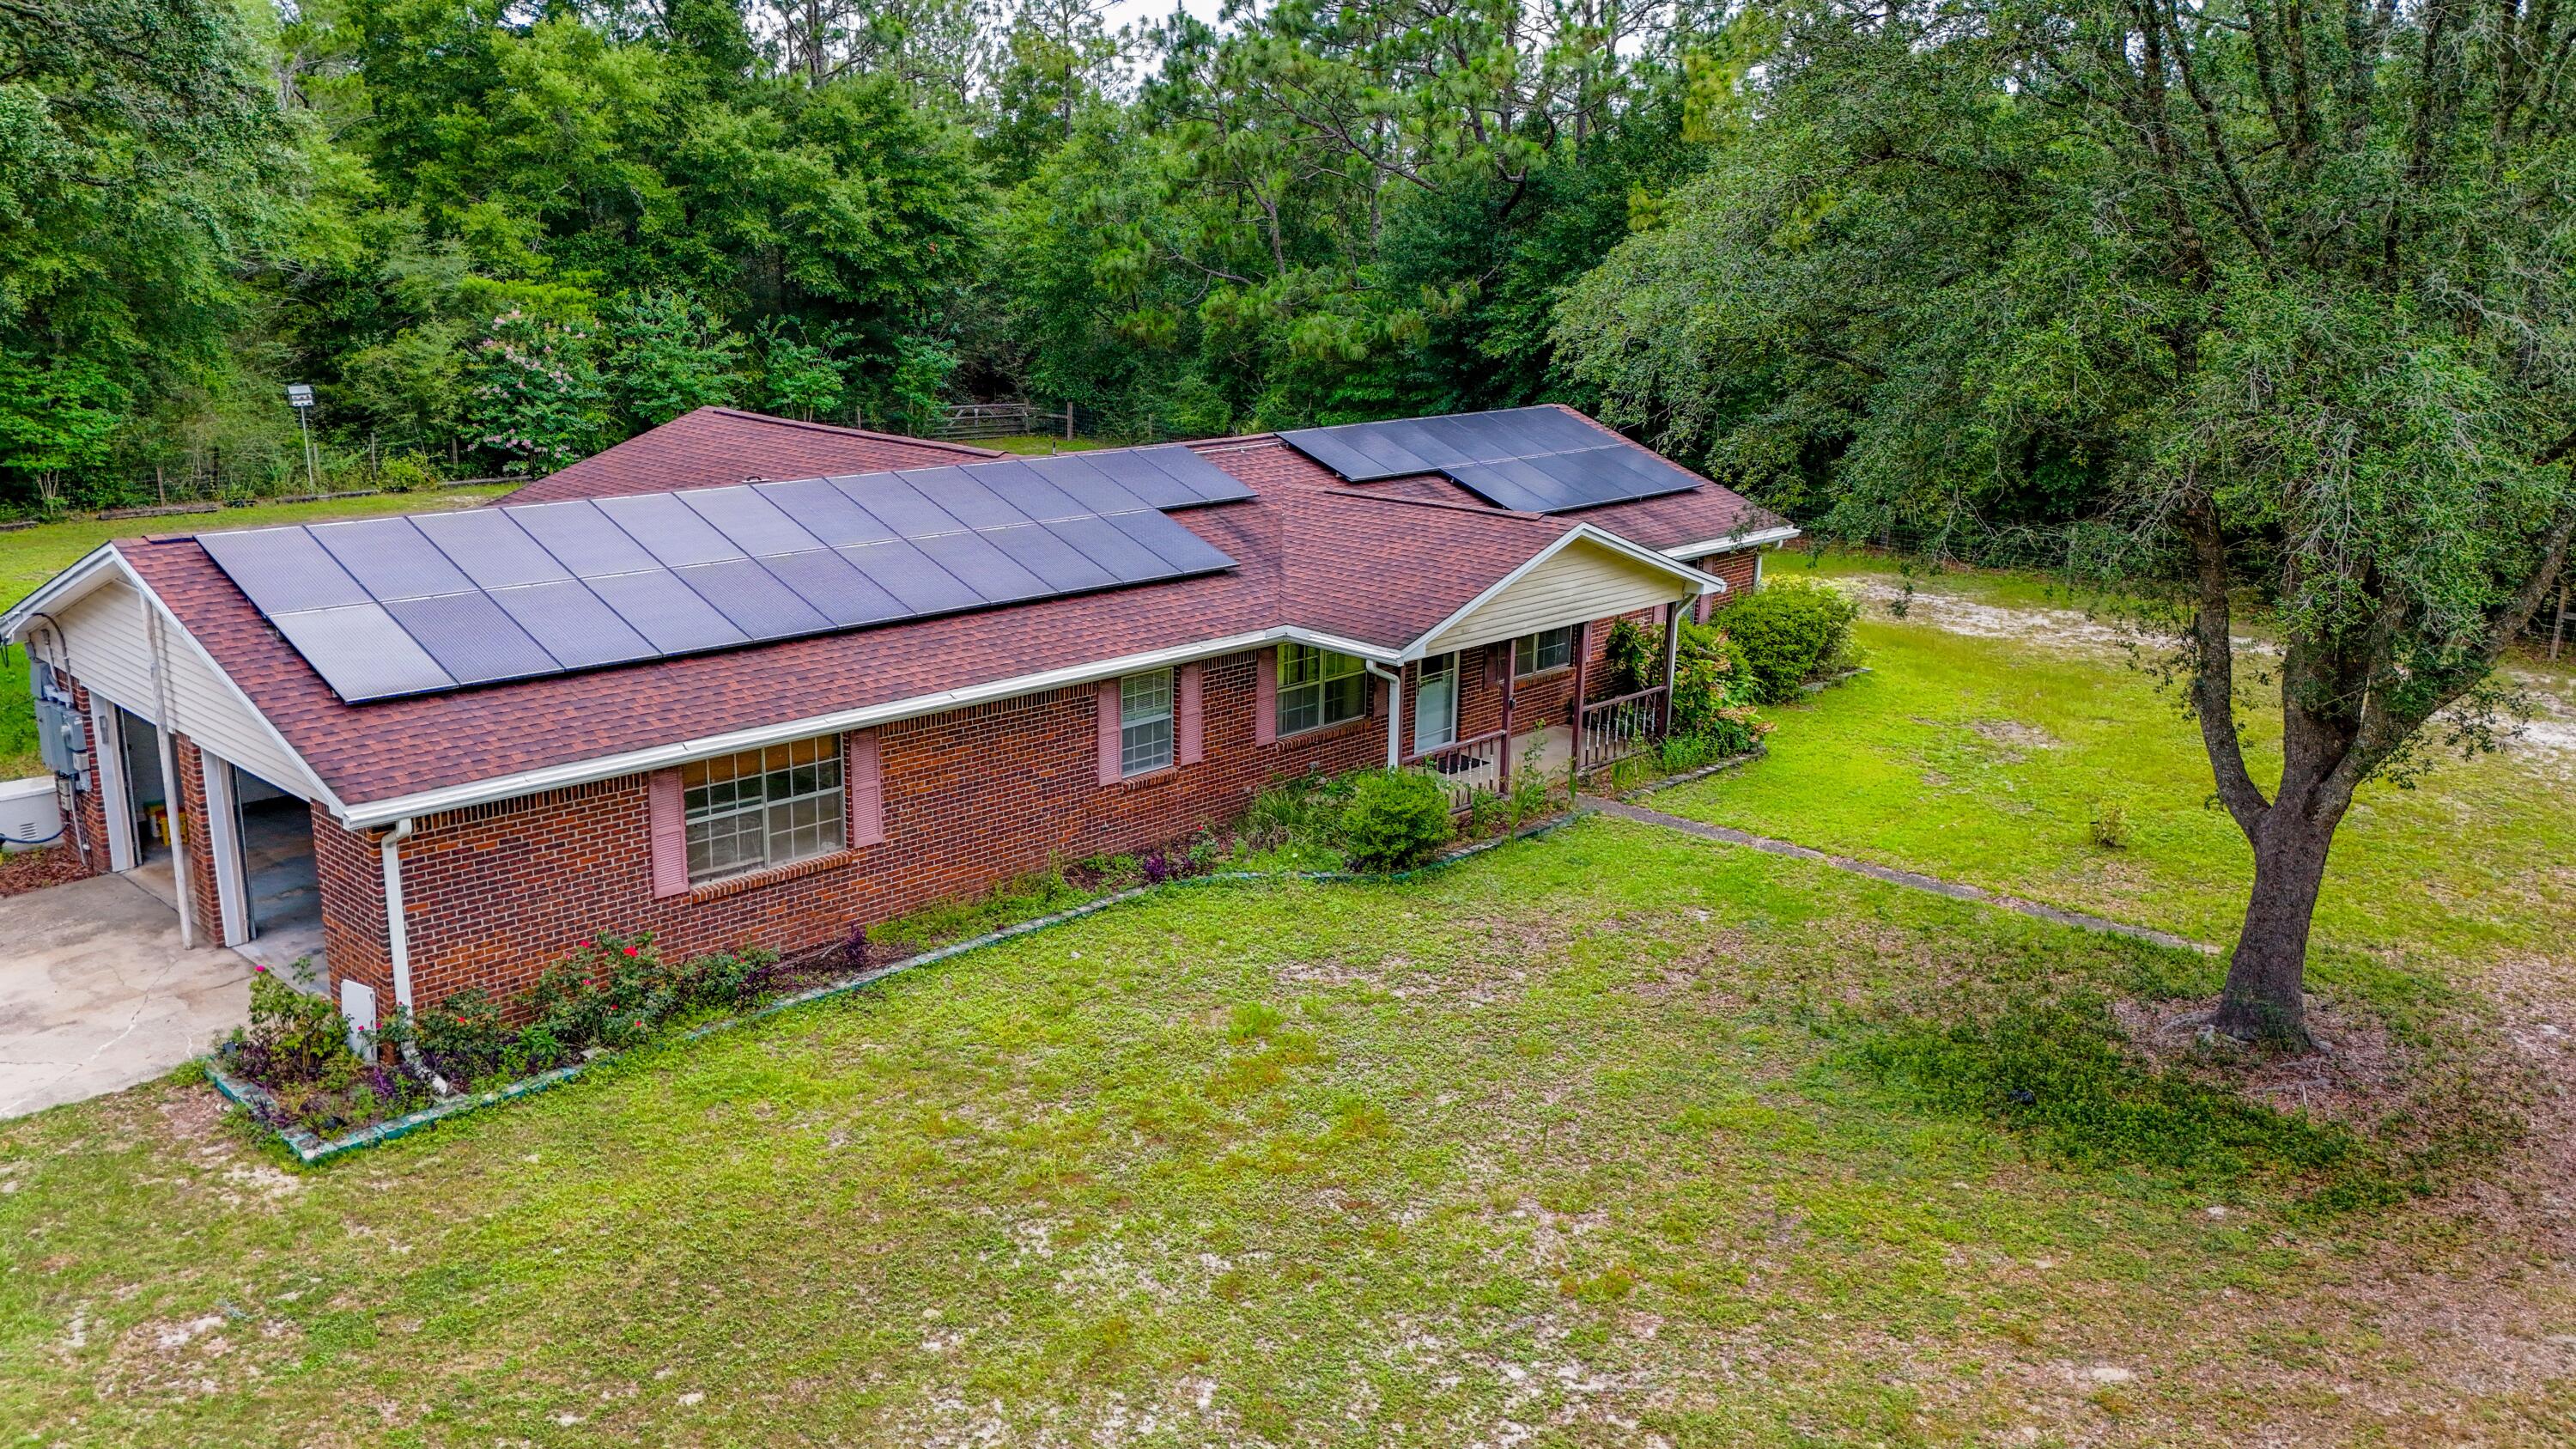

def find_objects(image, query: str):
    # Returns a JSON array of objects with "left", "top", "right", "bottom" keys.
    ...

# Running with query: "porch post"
[
  {"left": 1568, "top": 621, "right": 1590, "bottom": 789},
  {"left": 1498, "top": 645, "right": 1516, "bottom": 794},
  {"left": 1379, "top": 665, "right": 1404, "bottom": 770},
  {"left": 1659, "top": 600, "right": 1683, "bottom": 736}
]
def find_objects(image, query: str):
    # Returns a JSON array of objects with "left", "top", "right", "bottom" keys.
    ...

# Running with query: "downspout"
[
  {"left": 1365, "top": 661, "right": 1403, "bottom": 769},
  {"left": 378, "top": 817, "right": 416, "bottom": 1015}
]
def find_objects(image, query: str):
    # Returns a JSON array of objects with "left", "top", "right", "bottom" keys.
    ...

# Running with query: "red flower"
[{"left": 622, "top": 946, "right": 638, "bottom": 958}]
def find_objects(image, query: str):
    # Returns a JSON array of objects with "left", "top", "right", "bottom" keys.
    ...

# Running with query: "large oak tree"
[{"left": 1559, "top": 0, "right": 2576, "bottom": 1044}]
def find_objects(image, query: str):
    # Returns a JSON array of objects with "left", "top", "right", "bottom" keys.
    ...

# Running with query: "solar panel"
[
  {"left": 1277, "top": 405, "right": 1704, "bottom": 514},
  {"left": 197, "top": 443, "right": 1247, "bottom": 702},
  {"left": 269, "top": 604, "right": 453, "bottom": 699},
  {"left": 310, "top": 519, "right": 472, "bottom": 601}
]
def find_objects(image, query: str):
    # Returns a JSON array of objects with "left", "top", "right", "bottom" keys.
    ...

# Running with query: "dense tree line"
[{"left": 1, "top": 0, "right": 1714, "bottom": 498}]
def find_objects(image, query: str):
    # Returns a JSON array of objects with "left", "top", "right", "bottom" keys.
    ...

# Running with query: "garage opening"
[
  {"left": 113, "top": 706, "right": 173, "bottom": 894},
  {"left": 229, "top": 765, "right": 324, "bottom": 977}
]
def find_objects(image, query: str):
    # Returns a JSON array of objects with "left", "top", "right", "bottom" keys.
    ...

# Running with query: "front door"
[{"left": 1416, "top": 652, "right": 1458, "bottom": 752}]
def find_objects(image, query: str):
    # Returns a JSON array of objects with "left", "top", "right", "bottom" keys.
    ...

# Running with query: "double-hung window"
[
  {"left": 1276, "top": 642, "right": 1368, "bottom": 737},
  {"left": 1120, "top": 670, "right": 1174, "bottom": 776},
  {"left": 683, "top": 734, "right": 845, "bottom": 882},
  {"left": 1515, "top": 625, "right": 1577, "bottom": 677}
]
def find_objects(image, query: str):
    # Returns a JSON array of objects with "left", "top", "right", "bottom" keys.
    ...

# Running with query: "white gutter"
[
  {"left": 1662, "top": 524, "right": 1801, "bottom": 560},
  {"left": 380, "top": 818, "right": 416, "bottom": 1014},
  {"left": 336, "top": 623, "right": 1404, "bottom": 830}
]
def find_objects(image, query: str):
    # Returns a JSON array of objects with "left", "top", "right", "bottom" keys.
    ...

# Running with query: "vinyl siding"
[
  {"left": 1425, "top": 539, "right": 1694, "bottom": 654},
  {"left": 52, "top": 575, "right": 328, "bottom": 801}
]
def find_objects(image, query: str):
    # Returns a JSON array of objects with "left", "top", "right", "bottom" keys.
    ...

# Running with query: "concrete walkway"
[
  {"left": 0, "top": 874, "right": 256, "bottom": 1119},
  {"left": 1594, "top": 798, "right": 2215, "bottom": 955}
]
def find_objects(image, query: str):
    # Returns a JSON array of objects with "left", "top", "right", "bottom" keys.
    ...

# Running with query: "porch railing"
[
  {"left": 1577, "top": 686, "right": 1668, "bottom": 776},
  {"left": 1413, "top": 728, "right": 1510, "bottom": 813}
]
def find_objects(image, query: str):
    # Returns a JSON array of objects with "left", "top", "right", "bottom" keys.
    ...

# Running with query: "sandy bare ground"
[{"left": 1832, "top": 572, "right": 2576, "bottom": 770}]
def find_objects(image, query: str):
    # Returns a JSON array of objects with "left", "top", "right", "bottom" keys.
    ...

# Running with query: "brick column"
[
  {"left": 314, "top": 807, "right": 394, "bottom": 1025},
  {"left": 170, "top": 734, "right": 228, "bottom": 947}
]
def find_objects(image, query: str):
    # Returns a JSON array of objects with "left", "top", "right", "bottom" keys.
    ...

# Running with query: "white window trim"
[
  {"left": 1275, "top": 642, "right": 1370, "bottom": 739},
  {"left": 1119, "top": 670, "right": 1175, "bottom": 777},
  {"left": 682, "top": 734, "right": 848, "bottom": 885}
]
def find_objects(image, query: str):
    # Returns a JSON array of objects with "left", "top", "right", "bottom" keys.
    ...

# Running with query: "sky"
[{"left": 1100, "top": 0, "right": 1231, "bottom": 34}]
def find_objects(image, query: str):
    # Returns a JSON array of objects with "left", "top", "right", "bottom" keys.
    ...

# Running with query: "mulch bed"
[{"left": 0, "top": 847, "right": 88, "bottom": 900}]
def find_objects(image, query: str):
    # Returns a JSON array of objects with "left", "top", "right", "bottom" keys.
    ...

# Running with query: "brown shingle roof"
[
  {"left": 504, "top": 408, "right": 1004, "bottom": 505},
  {"left": 121, "top": 441, "right": 1580, "bottom": 808}
]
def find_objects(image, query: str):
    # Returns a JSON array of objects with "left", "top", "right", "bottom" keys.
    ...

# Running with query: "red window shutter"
[
  {"left": 1255, "top": 648, "right": 1277, "bottom": 745},
  {"left": 647, "top": 768, "right": 688, "bottom": 898},
  {"left": 1097, "top": 679, "right": 1122, "bottom": 784},
  {"left": 1177, "top": 663, "right": 1204, "bottom": 765},
  {"left": 849, "top": 730, "right": 884, "bottom": 846},
  {"left": 1372, "top": 668, "right": 1389, "bottom": 717},
  {"left": 1485, "top": 643, "right": 1506, "bottom": 689}
]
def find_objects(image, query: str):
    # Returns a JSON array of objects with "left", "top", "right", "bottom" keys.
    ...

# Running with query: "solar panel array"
[
  {"left": 1278, "top": 406, "right": 1704, "bottom": 514},
  {"left": 197, "top": 447, "right": 1249, "bottom": 703}
]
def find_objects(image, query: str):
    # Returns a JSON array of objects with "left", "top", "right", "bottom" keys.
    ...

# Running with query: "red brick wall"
[
  {"left": 320, "top": 612, "right": 1675, "bottom": 1022},
  {"left": 59, "top": 676, "right": 111, "bottom": 879},
  {"left": 169, "top": 734, "right": 225, "bottom": 944},
  {"left": 1695, "top": 549, "right": 1763, "bottom": 619},
  {"left": 329, "top": 648, "right": 1395, "bottom": 1017},
  {"left": 316, "top": 808, "right": 393, "bottom": 1008}
]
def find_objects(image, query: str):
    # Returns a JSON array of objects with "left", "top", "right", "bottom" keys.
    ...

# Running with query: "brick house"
[{"left": 4, "top": 406, "right": 1794, "bottom": 1031}]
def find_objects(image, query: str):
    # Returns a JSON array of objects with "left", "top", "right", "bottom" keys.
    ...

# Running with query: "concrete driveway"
[{"left": 0, "top": 874, "right": 254, "bottom": 1119}]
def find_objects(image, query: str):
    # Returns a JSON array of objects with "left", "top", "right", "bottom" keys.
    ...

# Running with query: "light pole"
[{"left": 286, "top": 383, "right": 318, "bottom": 495}]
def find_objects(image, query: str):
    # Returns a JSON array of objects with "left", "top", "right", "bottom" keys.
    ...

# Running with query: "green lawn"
[
  {"left": 2, "top": 816, "right": 2567, "bottom": 1446},
  {"left": 1660, "top": 557, "right": 2576, "bottom": 1009},
  {"left": 2, "top": 551, "right": 2568, "bottom": 1445},
  {"left": 0, "top": 488, "right": 513, "bottom": 777}
]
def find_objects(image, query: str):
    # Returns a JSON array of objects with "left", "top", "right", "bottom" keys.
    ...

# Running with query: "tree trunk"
[{"left": 2210, "top": 801, "right": 2340, "bottom": 1044}]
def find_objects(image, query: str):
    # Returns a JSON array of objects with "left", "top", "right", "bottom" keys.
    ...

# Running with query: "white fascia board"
[
  {"left": 1394, "top": 525, "right": 1720, "bottom": 664},
  {"left": 1662, "top": 524, "right": 1802, "bottom": 560},
  {"left": 10, "top": 545, "right": 346, "bottom": 813},
  {"left": 337, "top": 624, "right": 1403, "bottom": 830}
]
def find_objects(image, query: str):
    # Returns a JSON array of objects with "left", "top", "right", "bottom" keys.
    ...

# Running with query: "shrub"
[
  {"left": 416, "top": 987, "right": 511, "bottom": 1083},
  {"left": 1723, "top": 578, "right": 1860, "bottom": 703},
  {"left": 2089, "top": 799, "right": 2131, "bottom": 850},
  {"left": 1668, "top": 621, "right": 1771, "bottom": 755},
  {"left": 1242, "top": 770, "right": 1354, "bottom": 855},
  {"left": 373, "top": 452, "right": 441, "bottom": 493},
  {"left": 1601, "top": 617, "right": 1659, "bottom": 696},
  {"left": 227, "top": 965, "right": 359, "bottom": 1087},
  {"left": 1338, "top": 769, "right": 1455, "bottom": 872}
]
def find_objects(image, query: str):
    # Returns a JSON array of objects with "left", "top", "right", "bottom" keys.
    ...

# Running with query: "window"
[
  {"left": 683, "top": 734, "right": 845, "bottom": 882},
  {"left": 1277, "top": 642, "right": 1369, "bottom": 736},
  {"left": 1515, "top": 625, "right": 1577, "bottom": 677},
  {"left": 1120, "top": 670, "right": 1174, "bottom": 776}
]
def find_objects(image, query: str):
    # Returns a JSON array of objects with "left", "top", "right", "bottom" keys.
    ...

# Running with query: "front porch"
[{"left": 1382, "top": 602, "right": 1686, "bottom": 813}]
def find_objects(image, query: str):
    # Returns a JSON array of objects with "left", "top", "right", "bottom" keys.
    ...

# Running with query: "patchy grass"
[
  {"left": 0, "top": 819, "right": 2563, "bottom": 1446},
  {"left": 975, "top": 433, "right": 1108, "bottom": 455},
  {"left": 1660, "top": 567, "right": 2576, "bottom": 1025},
  {"left": 0, "top": 487, "right": 513, "bottom": 777}
]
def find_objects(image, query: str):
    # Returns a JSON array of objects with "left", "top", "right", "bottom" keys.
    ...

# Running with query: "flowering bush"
[
  {"left": 522, "top": 932, "right": 781, "bottom": 1056},
  {"left": 1668, "top": 621, "right": 1772, "bottom": 758},
  {"left": 217, "top": 965, "right": 422, "bottom": 1135}
]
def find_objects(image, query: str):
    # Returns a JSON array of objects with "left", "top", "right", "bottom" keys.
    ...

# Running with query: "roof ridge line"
[{"left": 701, "top": 407, "right": 1005, "bottom": 458}]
